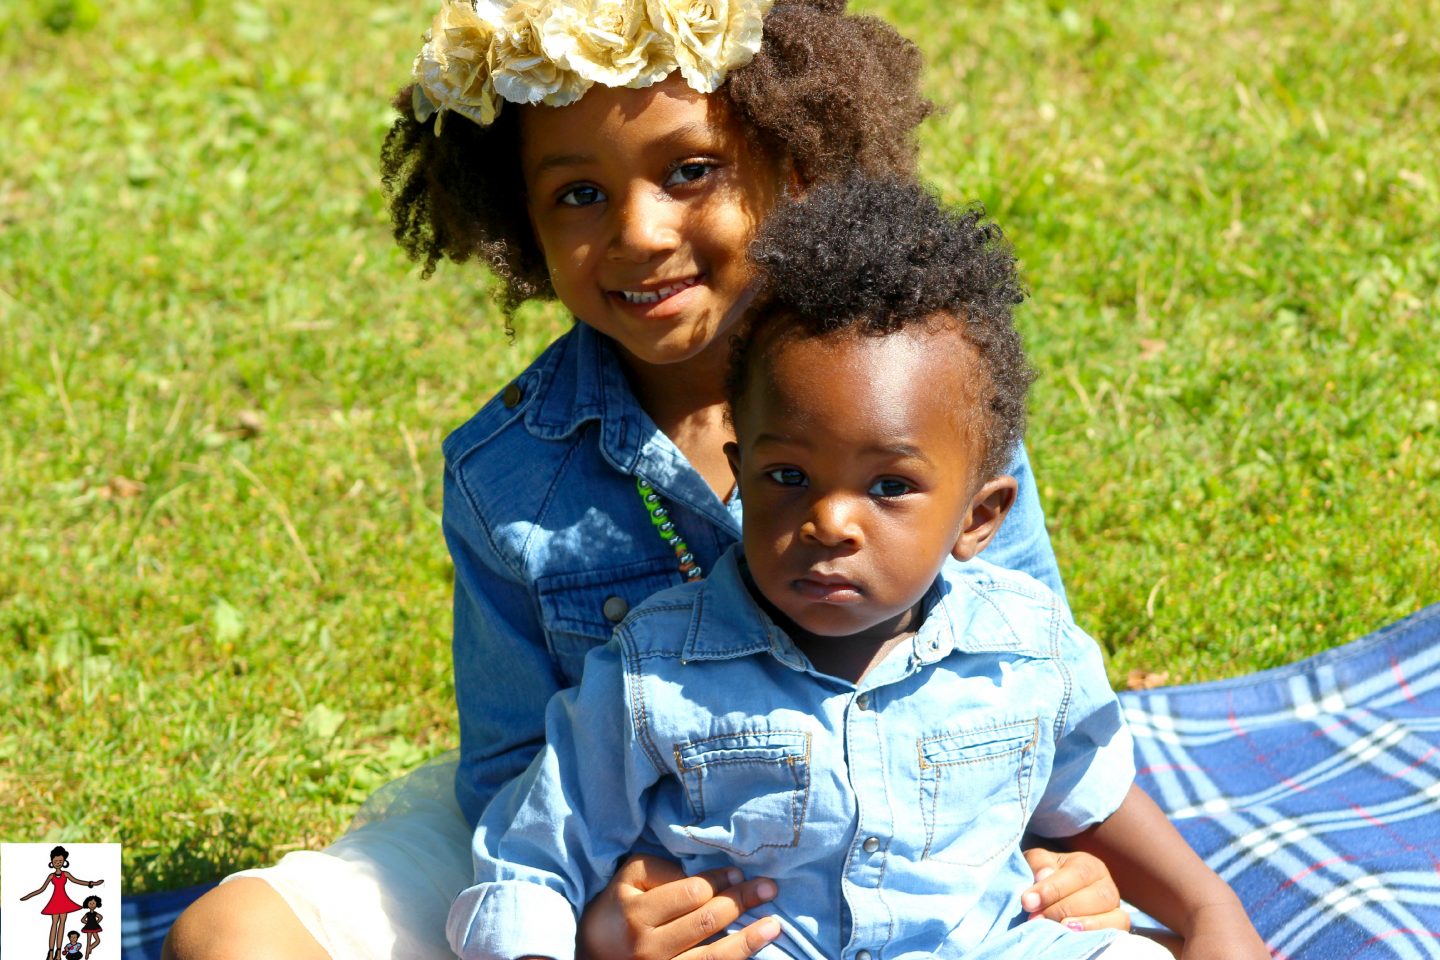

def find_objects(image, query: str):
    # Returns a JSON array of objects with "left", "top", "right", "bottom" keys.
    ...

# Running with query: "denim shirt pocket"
[
  {"left": 535, "top": 557, "right": 680, "bottom": 686},
  {"left": 675, "top": 730, "right": 811, "bottom": 857},
  {"left": 917, "top": 718, "right": 1039, "bottom": 867}
]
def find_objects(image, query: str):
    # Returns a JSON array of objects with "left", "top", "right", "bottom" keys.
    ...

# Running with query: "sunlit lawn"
[{"left": 2, "top": 0, "right": 1436, "bottom": 889}]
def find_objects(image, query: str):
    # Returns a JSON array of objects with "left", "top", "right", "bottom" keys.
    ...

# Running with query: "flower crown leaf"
[{"left": 412, "top": 0, "right": 774, "bottom": 130}]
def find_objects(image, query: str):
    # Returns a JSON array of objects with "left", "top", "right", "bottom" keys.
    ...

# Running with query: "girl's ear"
[
  {"left": 951, "top": 475, "right": 1019, "bottom": 562},
  {"left": 723, "top": 441, "right": 742, "bottom": 489}
]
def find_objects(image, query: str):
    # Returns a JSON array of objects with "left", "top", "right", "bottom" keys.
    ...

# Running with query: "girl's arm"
[
  {"left": 448, "top": 638, "right": 661, "bottom": 960},
  {"left": 66, "top": 874, "right": 102, "bottom": 887},
  {"left": 1066, "top": 785, "right": 1266, "bottom": 960}
]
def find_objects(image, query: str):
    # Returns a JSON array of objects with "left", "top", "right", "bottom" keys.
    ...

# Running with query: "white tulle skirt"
[{"left": 224, "top": 753, "right": 470, "bottom": 960}]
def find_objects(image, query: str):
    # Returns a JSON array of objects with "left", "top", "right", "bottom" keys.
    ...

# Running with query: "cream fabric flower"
[
  {"left": 412, "top": 0, "right": 502, "bottom": 133},
  {"left": 540, "top": 0, "right": 672, "bottom": 89},
  {"left": 644, "top": 0, "right": 772, "bottom": 93},
  {"left": 490, "top": 0, "right": 592, "bottom": 107}
]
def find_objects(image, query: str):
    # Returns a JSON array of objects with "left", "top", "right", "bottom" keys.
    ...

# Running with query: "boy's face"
[{"left": 727, "top": 323, "right": 1017, "bottom": 647}]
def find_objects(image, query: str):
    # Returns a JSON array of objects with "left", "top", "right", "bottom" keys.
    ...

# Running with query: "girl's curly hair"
[
  {"left": 379, "top": 0, "right": 931, "bottom": 314},
  {"left": 731, "top": 176, "right": 1033, "bottom": 480}
]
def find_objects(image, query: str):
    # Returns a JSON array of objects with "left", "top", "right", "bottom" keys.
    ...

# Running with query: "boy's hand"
[
  {"left": 1020, "top": 848, "right": 1130, "bottom": 932},
  {"left": 579, "top": 854, "right": 781, "bottom": 960}
]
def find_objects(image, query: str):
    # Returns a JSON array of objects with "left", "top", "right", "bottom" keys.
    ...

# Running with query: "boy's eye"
[
  {"left": 868, "top": 478, "right": 912, "bottom": 498},
  {"left": 558, "top": 184, "right": 605, "bottom": 207},
  {"left": 664, "top": 161, "right": 714, "bottom": 188},
  {"left": 766, "top": 467, "right": 806, "bottom": 486}
]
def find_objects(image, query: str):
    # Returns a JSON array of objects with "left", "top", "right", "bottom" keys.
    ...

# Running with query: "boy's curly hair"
[
  {"left": 731, "top": 177, "right": 1033, "bottom": 480},
  {"left": 379, "top": 0, "right": 931, "bottom": 314}
]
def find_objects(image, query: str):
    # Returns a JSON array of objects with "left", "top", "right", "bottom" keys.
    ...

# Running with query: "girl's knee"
[{"left": 162, "top": 879, "right": 328, "bottom": 960}]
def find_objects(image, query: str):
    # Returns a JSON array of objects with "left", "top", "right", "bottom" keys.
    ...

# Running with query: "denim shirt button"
[
  {"left": 502, "top": 382, "right": 523, "bottom": 408},
  {"left": 862, "top": 836, "right": 880, "bottom": 853},
  {"left": 856, "top": 950, "right": 873, "bottom": 960},
  {"left": 602, "top": 596, "right": 629, "bottom": 623},
  {"left": 855, "top": 693, "right": 870, "bottom": 710}
]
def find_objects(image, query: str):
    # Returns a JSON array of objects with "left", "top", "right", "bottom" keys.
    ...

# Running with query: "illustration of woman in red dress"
[{"left": 19, "top": 846, "right": 104, "bottom": 960}]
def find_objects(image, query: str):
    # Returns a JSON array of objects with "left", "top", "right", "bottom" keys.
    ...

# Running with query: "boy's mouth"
[
  {"left": 613, "top": 276, "right": 702, "bottom": 304},
  {"left": 793, "top": 573, "right": 864, "bottom": 602}
]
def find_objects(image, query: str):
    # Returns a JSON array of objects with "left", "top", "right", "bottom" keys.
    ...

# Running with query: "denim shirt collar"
[
  {"left": 681, "top": 548, "right": 980, "bottom": 677},
  {"left": 525, "top": 323, "right": 740, "bottom": 536}
]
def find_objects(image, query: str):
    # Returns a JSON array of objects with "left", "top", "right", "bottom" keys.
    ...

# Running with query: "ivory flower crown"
[{"left": 412, "top": 0, "right": 775, "bottom": 134}]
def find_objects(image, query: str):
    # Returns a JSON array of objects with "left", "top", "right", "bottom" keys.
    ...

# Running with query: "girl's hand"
[
  {"left": 579, "top": 854, "right": 781, "bottom": 960},
  {"left": 1020, "top": 848, "right": 1130, "bottom": 932}
]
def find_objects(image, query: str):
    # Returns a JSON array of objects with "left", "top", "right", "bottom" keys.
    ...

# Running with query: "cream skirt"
[{"left": 224, "top": 754, "right": 470, "bottom": 960}]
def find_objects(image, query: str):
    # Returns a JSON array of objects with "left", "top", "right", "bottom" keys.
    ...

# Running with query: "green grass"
[{"left": 2, "top": 0, "right": 1437, "bottom": 890}]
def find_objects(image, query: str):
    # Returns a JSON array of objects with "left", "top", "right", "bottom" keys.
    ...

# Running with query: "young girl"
[
  {"left": 80, "top": 895, "right": 104, "bottom": 959},
  {"left": 165, "top": 2, "right": 1132, "bottom": 958},
  {"left": 20, "top": 846, "right": 103, "bottom": 960}
]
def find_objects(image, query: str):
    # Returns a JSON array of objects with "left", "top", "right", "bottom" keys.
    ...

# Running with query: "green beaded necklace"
[{"left": 635, "top": 477, "right": 703, "bottom": 581}]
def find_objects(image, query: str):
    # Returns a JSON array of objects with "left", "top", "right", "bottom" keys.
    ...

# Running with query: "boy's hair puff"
[
  {"left": 379, "top": 0, "right": 931, "bottom": 316},
  {"left": 731, "top": 176, "right": 1033, "bottom": 480}
]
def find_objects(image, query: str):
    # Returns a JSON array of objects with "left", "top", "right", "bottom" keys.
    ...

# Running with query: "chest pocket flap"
[
  {"left": 535, "top": 557, "right": 679, "bottom": 685},
  {"left": 917, "top": 718, "right": 1039, "bottom": 866},
  {"left": 675, "top": 729, "right": 811, "bottom": 857}
]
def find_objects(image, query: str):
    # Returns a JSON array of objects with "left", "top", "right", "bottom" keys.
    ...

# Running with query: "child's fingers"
[
  {"left": 673, "top": 915, "right": 783, "bottom": 960},
  {"left": 1037, "top": 908, "right": 1132, "bottom": 933},
  {"left": 611, "top": 853, "right": 695, "bottom": 897},
  {"left": 638, "top": 872, "right": 778, "bottom": 935},
  {"left": 1019, "top": 850, "right": 1127, "bottom": 930}
]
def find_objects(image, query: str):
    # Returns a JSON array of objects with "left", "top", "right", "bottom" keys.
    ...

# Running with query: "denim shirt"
[
  {"left": 447, "top": 547, "right": 1133, "bottom": 960},
  {"left": 442, "top": 322, "right": 1067, "bottom": 828}
]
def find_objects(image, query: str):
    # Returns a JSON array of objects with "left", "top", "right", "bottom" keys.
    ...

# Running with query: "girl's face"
[
  {"left": 50, "top": 854, "right": 64, "bottom": 869},
  {"left": 519, "top": 74, "right": 783, "bottom": 371}
]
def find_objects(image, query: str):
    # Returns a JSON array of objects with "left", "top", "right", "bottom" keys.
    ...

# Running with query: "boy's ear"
[
  {"left": 951, "top": 475, "right": 1019, "bottom": 562},
  {"left": 723, "top": 441, "right": 742, "bottom": 488}
]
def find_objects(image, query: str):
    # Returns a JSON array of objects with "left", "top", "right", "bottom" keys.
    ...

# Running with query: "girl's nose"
[
  {"left": 801, "top": 494, "right": 863, "bottom": 548},
  {"left": 608, "top": 184, "right": 681, "bottom": 262}
]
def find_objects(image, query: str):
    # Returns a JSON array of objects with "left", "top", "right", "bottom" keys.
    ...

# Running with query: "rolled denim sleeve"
[
  {"left": 448, "top": 639, "right": 659, "bottom": 960},
  {"left": 445, "top": 463, "right": 569, "bottom": 828},
  {"left": 1027, "top": 620, "right": 1135, "bottom": 837},
  {"left": 980, "top": 441, "right": 1067, "bottom": 606}
]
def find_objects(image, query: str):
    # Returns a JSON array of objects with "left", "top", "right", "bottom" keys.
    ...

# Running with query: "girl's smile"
[{"left": 519, "top": 74, "right": 782, "bottom": 376}]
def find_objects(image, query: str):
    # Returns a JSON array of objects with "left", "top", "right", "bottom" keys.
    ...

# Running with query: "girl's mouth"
[{"left": 614, "top": 276, "right": 702, "bottom": 304}]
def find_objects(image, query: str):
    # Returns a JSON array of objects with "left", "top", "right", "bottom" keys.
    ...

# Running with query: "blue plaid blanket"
[
  {"left": 12, "top": 604, "right": 1435, "bottom": 959},
  {"left": 1123, "top": 602, "right": 1440, "bottom": 959}
]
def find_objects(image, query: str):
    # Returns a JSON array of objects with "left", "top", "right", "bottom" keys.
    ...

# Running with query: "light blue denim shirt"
[
  {"left": 442, "top": 322, "right": 1067, "bottom": 828},
  {"left": 448, "top": 547, "right": 1133, "bottom": 960}
]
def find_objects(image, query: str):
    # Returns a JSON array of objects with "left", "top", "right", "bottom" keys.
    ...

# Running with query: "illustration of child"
[
  {"left": 449, "top": 178, "right": 1267, "bottom": 960},
  {"left": 19, "top": 846, "right": 104, "bottom": 960},
  {"left": 63, "top": 932, "right": 84, "bottom": 960},
  {"left": 167, "top": 2, "right": 1133, "bottom": 957},
  {"left": 80, "top": 895, "right": 104, "bottom": 958}
]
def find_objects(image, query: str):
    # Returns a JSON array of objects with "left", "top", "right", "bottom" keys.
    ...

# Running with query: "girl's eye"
[
  {"left": 558, "top": 184, "right": 605, "bottom": 207},
  {"left": 664, "top": 161, "right": 714, "bottom": 188},
  {"left": 869, "top": 478, "right": 912, "bottom": 498},
  {"left": 767, "top": 467, "right": 806, "bottom": 486}
]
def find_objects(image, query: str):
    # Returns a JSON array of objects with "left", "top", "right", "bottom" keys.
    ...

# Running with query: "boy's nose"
[
  {"left": 608, "top": 185, "right": 680, "bottom": 262},
  {"left": 801, "top": 495, "right": 863, "bottom": 548}
]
